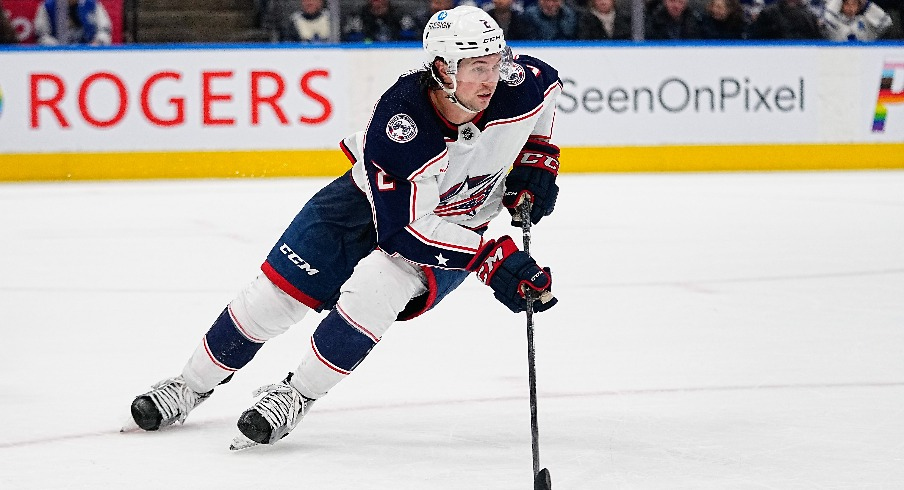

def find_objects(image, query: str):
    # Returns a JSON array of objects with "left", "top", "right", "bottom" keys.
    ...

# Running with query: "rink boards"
[{"left": 0, "top": 42, "right": 902, "bottom": 180}]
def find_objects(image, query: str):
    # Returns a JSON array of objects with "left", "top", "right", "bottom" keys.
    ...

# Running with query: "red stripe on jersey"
[
  {"left": 336, "top": 303, "right": 380, "bottom": 343},
  {"left": 484, "top": 104, "right": 543, "bottom": 129},
  {"left": 202, "top": 337, "right": 238, "bottom": 372},
  {"left": 432, "top": 103, "right": 484, "bottom": 132},
  {"left": 409, "top": 149, "right": 448, "bottom": 180},
  {"left": 527, "top": 135, "right": 556, "bottom": 146},
  {"left": 410, "top": 180, "right": 418, "bottom": 222},
  {"left": 227, "top": 305, "right": 266, "bottom": 343},
  {"left": 396, "top": 265, "right": 438, "bottom": 321},
  {"left": 311, "top": 336, "right": 351, "bottom": 375},
  {"left": 431, "top": 103, "right": 458, "bottom": 131},
  {"left": 404, "top": 149, "right": 447, "bottom": 221},
  {"left": 260, "top": 261, "right": 323, "bottom": 310},
  {"left": 405, "top": 224, "right": 479, "bottom": 253},
  {"left": 339, "top": 139, "right": 356, "bottom": 165}
]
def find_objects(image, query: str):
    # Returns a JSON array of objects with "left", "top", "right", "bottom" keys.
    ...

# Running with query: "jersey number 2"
[{"left": 377, "top": 170, "right": 396, "bottom": 191}]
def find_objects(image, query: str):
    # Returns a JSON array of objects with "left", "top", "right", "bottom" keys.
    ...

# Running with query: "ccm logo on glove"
[
  {"left": 518, "top": 151, "right": 560, "bottom": 173},
  {"left": 467, "top": 236, "right": 556, "bottom": 313},
  {"left": 503, "top": 139, "right": 560, "bottom": 225},
  {"left": 472, "top": 236, "right": 519, "bottom": 284}
]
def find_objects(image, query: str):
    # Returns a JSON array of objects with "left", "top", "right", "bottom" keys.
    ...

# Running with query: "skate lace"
[
  {"left": 148, "top": 377, "right": 202, "bottom": 425},
  {"left": 251, "top": 381, "right": 307, "bottom": 433}
]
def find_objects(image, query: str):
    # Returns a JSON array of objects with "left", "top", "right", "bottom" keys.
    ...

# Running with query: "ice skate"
[
  {"left": 130, "top": 375, "right": 213, "bottom": 431},
  {"left": 230, "top": 373, "right": 314, "bottom": 449}
]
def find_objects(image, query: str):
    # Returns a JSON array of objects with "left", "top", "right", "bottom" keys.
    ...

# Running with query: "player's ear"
[{"left": 432, "top": 58, "right": 454, "bottom": 88}]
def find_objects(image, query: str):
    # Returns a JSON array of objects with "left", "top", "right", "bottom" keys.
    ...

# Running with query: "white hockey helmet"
[
  {"left": 422, "top": 6, "right": 516, "bottom": 113},
  {"left": 423, "top": 6, "right": 506, "bottom": 70}
]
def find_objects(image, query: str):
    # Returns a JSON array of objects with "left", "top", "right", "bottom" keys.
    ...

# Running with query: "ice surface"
[{"left": 1, "top": 171, "right": 902, "bottom": 489}]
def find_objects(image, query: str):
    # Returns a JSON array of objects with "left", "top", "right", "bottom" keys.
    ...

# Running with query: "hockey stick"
[{"left": 519, "top": 201, "right": 552, "bottom": 490}]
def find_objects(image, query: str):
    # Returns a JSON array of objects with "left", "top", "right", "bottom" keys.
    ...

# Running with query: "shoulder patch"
[
  {"left": 386, "top": 113, "right": 418, "bottom": 143},
  {"left": 502, "top": 63, "right": 525, "bottom": 87}
]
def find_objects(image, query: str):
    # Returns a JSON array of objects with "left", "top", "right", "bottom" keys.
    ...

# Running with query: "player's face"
[{"left": 454, "top": 53, "right": 503, "bottom": 112}]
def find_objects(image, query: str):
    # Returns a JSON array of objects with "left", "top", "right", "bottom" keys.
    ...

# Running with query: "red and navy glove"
[
  {"left": 502, "top": 139, "right": 560, "bottom": 226},
  {"left": 467, "top": 236, "right": 557, "bottom": 313}
]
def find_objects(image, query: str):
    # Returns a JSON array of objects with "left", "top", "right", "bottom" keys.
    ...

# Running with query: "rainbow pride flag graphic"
[
  {"left": 873, "top": 61, "right": 904, "bottom": 133},
  {"left": 0, "top": 84, "right": 4, "bottom": 119}
]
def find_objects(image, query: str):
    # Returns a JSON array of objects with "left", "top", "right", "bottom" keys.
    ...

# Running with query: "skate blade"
[
  {"left": 229, "top": 433, "right": 262, "bottom": 451},
  {"left": 120, "top": 416, "right": 141, "bottom": 433}
]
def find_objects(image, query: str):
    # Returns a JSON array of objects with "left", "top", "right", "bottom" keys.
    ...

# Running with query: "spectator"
[
  {"left": 414, "top": 0, "right": 455, "bottom": 37},
  {"left": 739, "top": 0, "right": 764, "bottom": 24},
  {"left": 488, "top": 0, "right": 536, "bottom": 39},
  {"left": 1, "top": 1, "right": 17, "bottom": 44},
  {"left": 645, "top": 0, "right": 704, "bottom": 39},
  {"left": 576, "top": 0, "right": 632, "bottom": 39},
  {"left": 523, "top": 0, "right": 579, "bottom": 39},
  {"left": 342, "top": 0, "right": 418, "bottom": 42},
  {"left": 276, "top": 0, "right": 332, "bottom": 42},
  {"left": 748, "top": 0, "right": 820, "bottom": 37},
  {"left": 871, "top": 0, "right": 902, "bottom": 38},
  {"left": 254, "top": 0, "right": 272, "bottom": 28},
  {"left": 740, "top": 0, "right": 823, "bottom": 24},
  {"left": 700, "top": 0, "right": 746, "bottom": 37},
  {"left": 33, "top": 0, "right": 111, "bottom": 45},
  {"left": 821, "top": 0, "right": 892, "bottom": 39}
]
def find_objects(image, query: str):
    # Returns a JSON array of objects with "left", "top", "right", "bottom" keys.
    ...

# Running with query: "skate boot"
[
  {"left": 235, "top": 373, "right": 315, "bottom": 446},
  {"left": 130, "top": 375, "right": 213, "bottom": 431}
]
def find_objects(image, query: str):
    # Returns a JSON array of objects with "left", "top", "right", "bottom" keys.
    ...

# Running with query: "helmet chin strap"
[
  {"left": 430, "top": 59, "right": 480, "bottom": 115},
  {"left": 443, "top": 82, "right": 479, "bottom": 115}
]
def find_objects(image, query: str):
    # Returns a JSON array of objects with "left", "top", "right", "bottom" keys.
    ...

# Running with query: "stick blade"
[{"left": 534, "top": 468, "right": 551, "bottom": 490}]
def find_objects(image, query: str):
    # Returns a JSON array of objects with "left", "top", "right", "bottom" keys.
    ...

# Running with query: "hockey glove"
[
  {"left": 467, "top": 236, "right": 557, "bottom": 313},
  {"left": 502, "top": 139, "right": 560, "bottom": 226}
]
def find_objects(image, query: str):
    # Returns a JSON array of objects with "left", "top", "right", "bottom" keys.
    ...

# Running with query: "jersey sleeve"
[{"left": 516, "top": 55, "right": 563, "bottom": 142}]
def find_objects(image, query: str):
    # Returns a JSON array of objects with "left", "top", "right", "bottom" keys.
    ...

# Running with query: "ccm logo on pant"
[{"left": 280, "top": 244, "right": 319, "bottom": 275}]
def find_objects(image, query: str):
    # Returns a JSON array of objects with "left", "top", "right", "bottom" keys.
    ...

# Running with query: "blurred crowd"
[
  {"left": 262, "top": 0, "right": 901, "bottom": 42},
  {"left": 2, "top": 0, "right": 112, "bottom": 45},
  {"left": 1, "top": 0, "right": 901, "bottom": 46}
]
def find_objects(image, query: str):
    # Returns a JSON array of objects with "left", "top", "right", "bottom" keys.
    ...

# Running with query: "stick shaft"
[{"left": 519, "top": 203, "right": 541, "bottom": 478}]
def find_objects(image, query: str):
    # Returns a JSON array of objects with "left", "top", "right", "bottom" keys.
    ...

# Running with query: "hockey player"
[{"left": 129, "top": 5, "right": 563, "bottom": 449}]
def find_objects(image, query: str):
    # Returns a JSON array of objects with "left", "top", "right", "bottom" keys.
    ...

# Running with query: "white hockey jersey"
[
  {"left": 343, "top": 55, "right": 563, "bottom": 270},
  {"left": 821, "top": 0, "right": 892, "bottom": 41}
]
